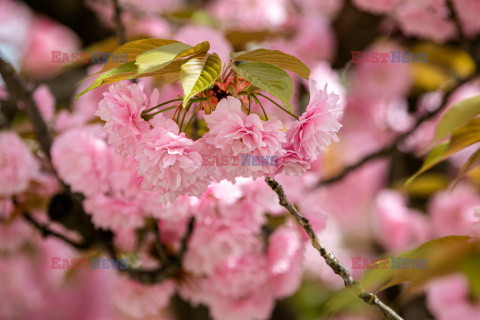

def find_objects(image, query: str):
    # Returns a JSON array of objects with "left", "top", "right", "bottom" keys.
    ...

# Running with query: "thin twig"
[
  {"left": 0, "top": 55, "right": 53, "bottom": 158},
  {"left": 111, "top": 217, "right": 195, "bottom": 284},
  {"left": 152, "top": 220, "right": 170, "bottom": 263},
  {"left": 256, "top": 92, "right": 299, "bottom": 120},
  {"left": 265, "top": 178, "right": 404, "bottom": 320},
  {"left": 112, "top": 0, "right": 127, "bottom": 45},
  {"left": 0, "top": 110, "right": 8, "bottom": 128},
  {"left": 23, "top": 213, "right": 90, "bottom": 249}
]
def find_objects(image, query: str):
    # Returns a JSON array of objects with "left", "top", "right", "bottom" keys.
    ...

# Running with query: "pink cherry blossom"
[
  {"left": 84, "top": 194, "right": 146, "bottom": 230},
  {"left": 175, "top": 25, "right": 233, "bottom": 63},
  {"left": 208, "top": 0, "right": 288, "bottom": 30},
  {"left": 349, "top": 42, "right": 412, "bottom": 102},
  {"left": 112, "top": 276, "right": 176, "bottom": 319},
  {"left": 451, "top": 0, "right": 480, "bottom": 37},
  {"left": 203, "top": 254, "right": 274, "bottom": 320},
  {"left": 285, "top": 80, "right": 342, "bottom": 161},
  {"left": 353, "top": 0, "right": 401, "bottom": 13},
  {"left": 51, "top": 126, "right": 111, "bottom": 196},
  {"left": 426, "top": 273, "right": 480, "bottom": 320},
  {"left": 96, "top": 81, "right": 159, "bottom": 157},
  {"left": 204, "top": 96, "right": 286, "bottom": 157},
  {"left": 428, "top": 184, "right": 480, "bottom": 237},
  {"left": 22, "top": 15, "right": 80, "bottom": 79},
  {"left": 0, "top": 131, "right": 38, "bottom": 197},
  {"left": 183, "top": 216, "right": 263, "bottom": 275},
  {"left": 134, "top": 118, "right": 209, "bottom": 204},
  {"left": 395, "top": 0, "right": 457, "bottom": 43},
  {"left": 32, "top": 84, "right": 55, "bottom": 121},
  {"left": 375, "top": 190, "right": 431, "bottom": 250},
  {"left": 267, "top": 226, "right": 305, "bottom": 298}
]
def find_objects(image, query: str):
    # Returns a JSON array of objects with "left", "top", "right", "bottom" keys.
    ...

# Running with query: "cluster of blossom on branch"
[{"left": 2, "top": 0, "right": 480, "bottom": 319}]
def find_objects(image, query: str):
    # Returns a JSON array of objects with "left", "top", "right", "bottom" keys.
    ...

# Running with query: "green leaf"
[
  {"left": 232, "top": 61, "right": 294, "bottom": 111},
  {"left": 361, "top": 236, "right": 476, "bottom": 293},
  {"left": 461, "top": 254, "right": 480, "bottom": 299},
  {"left": 135, "top": 41, "right": 210, "bottom": 75},
  {"left": 435, "top": 94, "right": 480, "bottom": 141},
  {"left": 231, "top": 48, "right": 310, "bottom": 79},
  {"left": 402, "top": 173, "right": 449, "bottom": 197},
  {"left": 176, "top": 41, "right": 210, "bottom": 59},
  {"left": 453, "top": 148, "right": 480, "bottom": 187},
  {"left": 405, "top": 117, "right": 480, "bottom": 187},
  {"left": 180, "top": 53, "right": 222, "bottom": 107},
  {"left": 98, "top": 38, "right": 180, "bottom": 73},
  {"left": 135, "top": 42, "right": 192, "bottom": 74},
  {"left": 75, "top": 61, "right": 137, "bottom": 100},
  {"left": 404, "top": 142, "right": 449, "bottom": 187}
]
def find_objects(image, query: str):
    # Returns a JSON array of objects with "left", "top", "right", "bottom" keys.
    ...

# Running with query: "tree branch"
[
  {"left": 266, "top": 177, "right": 404, "bottom": 320},
  {"left": 111, "top": 217, "right": 196, "bottom": 285},
  {"left": 0, "top": 55, "right": 53, "bottom": 158},
  {"left": 316, "top": 75, "right": 478, "bottom": 188},
  {"left": 152, "top": 219, "right": 171, "bottom": 263},
  {"left": 23, "top": 212, "right": 91, "bottom": 249},
  {"left": 112, "top": 0, "right": 127, "bottom": 45}
]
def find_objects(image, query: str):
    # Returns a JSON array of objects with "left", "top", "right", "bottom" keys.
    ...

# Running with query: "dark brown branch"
[
  {"left": 110, "top": 217, "right": 195, "bottom": 285},
  {"left": 316, "top": 75, "right": 478, "bottom": 188},
  {"left": 0, "top": 110, "right": 8, "bottom": 129},
  {"left": 0, "top": 55, "right": 53, "bottom": 158},
  {"left": 112, "top": 0, "right": 127, "bottom": 45},
  {"left": 23, "top": 212, "right": 90, "bottom": 249},
  {"left": 266, "top": 178, "right": 404, "bottom": 320},
  {"left": 152, "top": 220, "right": 171, "bottom": 263}
]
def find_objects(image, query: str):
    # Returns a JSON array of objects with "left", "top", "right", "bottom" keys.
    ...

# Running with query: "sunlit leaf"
[
  {"left": 135, "top": 42, "right": 192, "bottom": 74},
  {"left": 232, "top": 61, "right": 294, "bottom": 111},
  {"left": 453, "top": 148, "right": 480, "bottom": 187},
  {"left": 410, "top": 42, "right": 475, "bottom": 92},
  {"left": 405, "top": 117, "right": 480, "bottom": 187},
  {"left": 99, "top": 38, "right": 180, "bottom": 73},
  {"left": 231, "top": 48, "right": 310, "bottom": 79},
  {"left": 135, "top": 41, "right": 210, "bottom": 75},
  {"left": 402, "top": 173, "right": 449, "bottom": 197},
  {"left": 75, "top": 61, "right": 137, "bottom": 100},
  {"left": 405, "top": 141, "right": 449, "bottom": 187},
  {"left": 461, "top": 253, "right": 480, "bottom": 299},
  {"left": 361, "top": 236, "right": 477, "bottom": 293},
  {"left": 436, "top": 95, "right": 480, "bottom": 141},
  {"left": 180, "top": 53, "right": 222, "bottom": 107}
]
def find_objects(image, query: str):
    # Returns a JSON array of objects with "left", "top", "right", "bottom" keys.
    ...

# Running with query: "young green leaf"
[
  {"left": 361, "top": 236, "right": 476, "bottom": 293},
  {"left": 99, "top": 39, "right": 180, "bottom": 73},
  {"left": 231, "top": 48, "right": 310, "bottom": 79},
  {"left": 405, "top": 117, "right": 480, "bottom": 186},
  {"left": 232, "top": 61, "right": 294, "bottom": 111},
  {"left": 75, "top": 61, "right": 137, "bottom": 100},
  {"left": 180, "top": 53, "right": 222, "bottom": 107},
  {"left": 461, "top": 254, "right": 480, "bottom": 299},
  {"left": 135, "top": 41, "right": 210, "bottom": 75},
  {"left": 452, "top": 148, "right": 480, "bottom": 188},
  {"left": 435, "top": 94, "right": 480, "bottom": 141},
  {"left": 135, "top": 42, "right": 192, "bottom": 74}
]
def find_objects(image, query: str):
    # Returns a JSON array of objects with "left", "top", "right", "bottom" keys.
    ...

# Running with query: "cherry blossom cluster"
[{"left": 90, "top": 80, "right": 342, "bottom": 204}]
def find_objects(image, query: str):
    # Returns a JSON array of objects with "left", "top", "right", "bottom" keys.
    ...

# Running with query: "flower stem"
[
  {"left": 142, "top": 98, "right": 183, "bottom": 116},
  {"left": 251, "top": 94, "right": 269, "bottom": 120},
  {"left": 256, "top": 92, "right": 299, "bottom": 120},
  {"left": 143, "top": 104, "right": 179, "bottom": 120}
]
